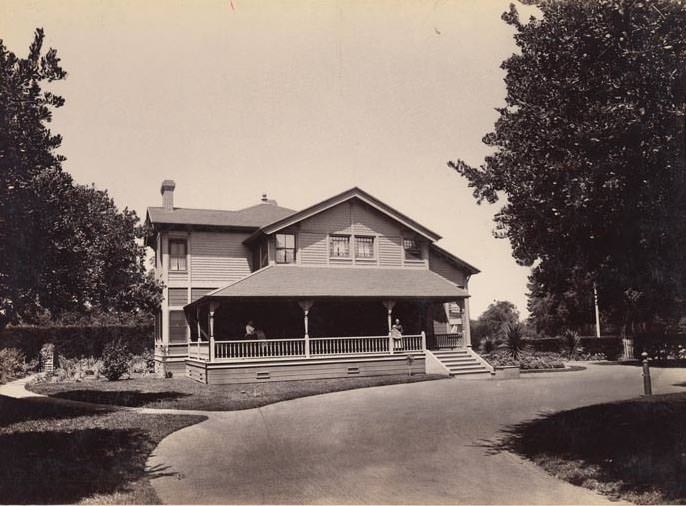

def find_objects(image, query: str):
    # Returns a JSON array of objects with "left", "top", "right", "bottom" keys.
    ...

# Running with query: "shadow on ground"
[
  {"left": 44, "top": 389, "right": 192, "bottom": 408},
  {"left": 0, "top": 395, "right": 204, "bottom": 504},
  {"left": 478, "top": 392, "right": 686, "bottom": 503}
]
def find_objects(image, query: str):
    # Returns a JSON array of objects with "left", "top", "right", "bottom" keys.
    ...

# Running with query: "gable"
[
  {"left": 299, "top": 199, "right": 406, "bottom": 237},
  {"left": 246, "top": 187, "right": 441, "bottom": 243}
]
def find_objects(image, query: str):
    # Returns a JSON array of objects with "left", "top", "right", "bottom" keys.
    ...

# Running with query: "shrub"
[
  {"left": 128, "top": 350, "right": 155, "bottom": 375},
  {"left": 480, "top": 336, "right": 498, "bottom": 354},
  {"left": 501, "top": 322, "right": 526, "bottom": 360},
  {"left": 101, "top": 339, "right": 133, "bottom": 381},
  {"left": 0, "top": 348, "right": 26, "bottom": 384},
  {"left": 563, "top": 329, "right": 582, "bottom": 359}
]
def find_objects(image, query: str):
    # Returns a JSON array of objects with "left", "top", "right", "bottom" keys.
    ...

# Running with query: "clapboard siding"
[
  {"left": 191, "top": 288, "right": 217, "bottom": 302},
  {"left": 191, "top": 231, "right": 252, "bottom": 284},
  {"left": 299, "top": 232, "right": 328, "bottom": 264},
  {"left": 351, "top": 200, "right": 401, "bottom": 236},
  {"left": 379, "top": 235, "right": 403, "bottom": 266},
  {"left": 167, "top": 288, "right": 188, "bottom": 306},
  {"left": 429, "top": 250, "right": 468, "bottom": 286},
  {"left": 300, "top": 202, "right": 352, "bottom": 234},
  {"left": 168, "top": 271, "right": 188, "bottom": 282},
  {"left": 193, "top": 356, "right": 426, "bottom": 384}
]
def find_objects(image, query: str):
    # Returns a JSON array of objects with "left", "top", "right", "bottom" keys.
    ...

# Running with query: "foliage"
[
  {"left": 475, "top": 300, "right": 520, "bottom": 340},
  {"left": 480, "top": 336, "right": 499, "bottom": 354},
  {"left": 0, "top": 347, "right": 25, "bottom": 384},
  {"left": 101, "top": 339, "right": 132, "bottom": 381},
  {"left": 0, "top": 29, "right": 162, "bottom": 330},
  {"left": 482, "top": 349, "right": 564, "bottom": 369},
  {"left": 500, "top": 321, "right": 526, "bottom": 360},
  {"left": 562, "top": 329, "right": 582, "bottom": 359},
  {"left": 129, "top": 351, "right": 155, "bottom": 375},
  {"left": 450, "top": 0, "right": 686, "bottom": 335}
]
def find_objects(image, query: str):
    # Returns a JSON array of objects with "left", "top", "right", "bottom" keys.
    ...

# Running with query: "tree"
[
  {"left": 473, "top": 300, "right": 520, "bottom": 340},
  {"left": 450, "top": 0, "right": 686, "bottom": 336},
  {"left": 0, "top": 29, "right": 162, "bottom": 328}
]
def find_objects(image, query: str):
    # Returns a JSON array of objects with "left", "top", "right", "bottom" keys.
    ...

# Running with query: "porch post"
[
  {"left": 463, "top": 298, "right": 472, "bottom": 348},
  {"left": 382, "top": 300, "right": 396, "bottom": 354},
  {"left": 196, "top": 305, "right": 201, "bottom": 341},
  {"left": 209, "top": 302, "right": 218, "bottom": 361},
  {"left": 298, "top": 300, "right": 314, "bottom": 358}
]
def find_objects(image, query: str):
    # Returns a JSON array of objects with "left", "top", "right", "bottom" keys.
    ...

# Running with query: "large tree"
[
  {"left": 0, "top": 29, "right": 161, "bottom": 328},
  {"left": 450, "top": 0, "right": 686, "bottom": 335}
]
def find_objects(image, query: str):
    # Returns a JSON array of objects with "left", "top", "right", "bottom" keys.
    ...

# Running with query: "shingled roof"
[
  {"left": 186, "top": 265, "right": 469, "bottom": 309},
  {"left": 146, "top": 203, "right": 296, "bottom": 229}
]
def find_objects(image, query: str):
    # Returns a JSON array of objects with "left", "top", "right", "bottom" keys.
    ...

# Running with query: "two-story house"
[{"left": 145, "top": 181, "right": 491, "bottom": 384}]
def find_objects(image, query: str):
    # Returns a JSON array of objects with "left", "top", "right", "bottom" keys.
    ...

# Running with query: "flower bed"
[{"left": 481, "top": 349, "right": 565, "bottom": 370}]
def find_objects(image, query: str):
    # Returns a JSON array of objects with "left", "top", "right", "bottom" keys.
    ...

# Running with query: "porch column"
[
  {"left": 463, "top": 298, "right": 472, "bottom": 348},
  {"left": 209, "top": 302, "right": 218, "bottom": 361},
  {"left": 196, "top": 306, "right": 202, "bottom": 341},
  {"left": 382, "top": 300, "right": 396, "bottom": 354},
  {"left": 298, "top": 300, "right": 314, "bottom": 358}
]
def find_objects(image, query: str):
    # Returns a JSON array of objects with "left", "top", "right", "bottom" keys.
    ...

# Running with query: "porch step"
[{"left": 430, "top": 349, "right": 491, "bottom": 378}]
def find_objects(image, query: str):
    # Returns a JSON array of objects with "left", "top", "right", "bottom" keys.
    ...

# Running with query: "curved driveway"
[{"left": 148, "top": 363, "right": 685, "bottom": 504}]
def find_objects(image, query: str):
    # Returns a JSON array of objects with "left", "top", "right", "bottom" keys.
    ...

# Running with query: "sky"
[{"left": 1, "top": 0, "right": 536, "bottom": 319}]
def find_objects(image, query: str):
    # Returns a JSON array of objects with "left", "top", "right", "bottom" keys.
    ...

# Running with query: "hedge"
[
  {"left": 523, "top": 336, "right": 623, "bottom": 360},
  {"left": 0, "top": 325, "right": 154, "bottom": 360}
]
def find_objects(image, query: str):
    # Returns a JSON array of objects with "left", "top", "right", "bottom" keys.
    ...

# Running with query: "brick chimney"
[
  {"left": 261, "top": 193, "right": 278, "bottom": 206},
  {"left": 161, "top": 180, "right": 176, "bottom": 211}
]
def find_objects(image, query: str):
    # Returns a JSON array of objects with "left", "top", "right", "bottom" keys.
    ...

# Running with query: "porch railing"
[
  {"left": 428, "top": 333, "right": 464, "bottom": 350},
  {"left": 187, "top": 340, "right": 210, "bottom": 361},
  {"left": 214, "top": 338, "right": 306, "bottom": 360},
  {"left": 210, "top": 334, "right": 425, "bottom": 361}
]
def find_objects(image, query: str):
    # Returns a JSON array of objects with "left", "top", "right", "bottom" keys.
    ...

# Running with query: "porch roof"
[{"left": 188, "top": 265, "right": 468, "bottom": 309}]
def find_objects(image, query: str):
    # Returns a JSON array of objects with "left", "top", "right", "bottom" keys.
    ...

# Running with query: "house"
[{"left": 145, "top": 181, "right": 492, "bottom": 384}]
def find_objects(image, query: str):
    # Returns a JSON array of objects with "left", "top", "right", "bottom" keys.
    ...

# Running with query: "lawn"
[
  {"left": 29, "top": 373, "right": 448, "bottom": 411},
  {"left": 490, "top": 392, "right": 686, "bottom": 504},
  {"left": 0, "top": 395, "right": 206, "bottom": 504}
]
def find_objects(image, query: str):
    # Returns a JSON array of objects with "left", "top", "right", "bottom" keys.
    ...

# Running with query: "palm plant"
[
  {"left": 501, "top": 322, "right": 525, "bottom": 361},
  {"left": 480, "top": 336, "right": 498, "bottom": 354},
  {"left": 563, "top": 329, "right": 582, "bottom": 359}
]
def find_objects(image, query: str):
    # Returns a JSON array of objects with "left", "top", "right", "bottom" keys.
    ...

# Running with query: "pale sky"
[{"left": 2, "top": 0, "right": 535, "bottom": 319}]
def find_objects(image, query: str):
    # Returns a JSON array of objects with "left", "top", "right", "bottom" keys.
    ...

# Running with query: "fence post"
[
  {"left": 641, "top": 352, "right": 652, "bottom": 396},
  {"left": 421, "top": 331, "right": 426, "bottom": 351}
]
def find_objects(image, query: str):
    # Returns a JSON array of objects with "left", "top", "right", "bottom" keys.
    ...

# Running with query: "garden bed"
[
  {"left": 0, "top": 395, "right": 205, "bottom": 504},
  {"left": 28, "top": 373, "right": 448, "bottom": 411},
  {"left": 491, "top": 392, "right": 686, "bottom": 504}
]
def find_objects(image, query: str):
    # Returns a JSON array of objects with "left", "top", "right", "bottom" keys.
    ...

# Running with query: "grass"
[
  {"left": 0, "top": 395, "right": 206, "bottom": 504},
  {"left": 29, "top": 373, "right": 448, "bottom": 411},
  {"left": 486, "top": 392, "right": 686, "bottom": 504}
]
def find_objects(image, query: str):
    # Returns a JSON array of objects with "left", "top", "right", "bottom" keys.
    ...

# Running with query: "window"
[
  {"left": 330, "top": 235, "right": 350, "bottom": 257},
  {"left": 355, "top": 236, "right": 375, "bottom": 258},
  {"left": 275, "top": 233, "right": 295, "bottom": 264},
  {"left": 169, "top": 310, "right": 188, "bottom": 344},
  {"left": 169, "top": 239, "right": 187, "bottom": 271},
  {"left": 403, "top": 238, "right": 422, "bottom": 261}
]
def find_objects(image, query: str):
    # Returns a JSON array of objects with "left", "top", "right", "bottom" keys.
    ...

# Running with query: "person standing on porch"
[
  {"left": 245, "top": 320, "right": 256, "bottom": 338},
  {"left": 391, "top": 318, "right": 404, "bottom": 351}
]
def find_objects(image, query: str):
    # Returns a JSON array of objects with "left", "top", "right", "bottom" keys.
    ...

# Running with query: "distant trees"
[
  {"left": 450, "top": 0, "right": 686, "bottom": 336},
  {"left": 0, "top": 29, "right": 162, "bottom": 329},
  {"left": 471, "top": 300, "right": 520, "bottom": 341}
]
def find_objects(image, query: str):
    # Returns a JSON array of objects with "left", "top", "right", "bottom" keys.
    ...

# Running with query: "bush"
[
  {"left": 501, "top": 322, "right": 526, "bottom": 360},
  {"left": 128, "top": 350, "right": 155, "bottom": 376},
  {"left": 480, "top": 336, "right": 498, "bottom": 354},
  {"left": 562, "top": 329, "right": 582, "bottom": 359},
  {"left": 101, "top": 339, "right": 133, "bottom": 381},
  {"left": 0, "top": 348, "right": 26, "bottom": 384}
]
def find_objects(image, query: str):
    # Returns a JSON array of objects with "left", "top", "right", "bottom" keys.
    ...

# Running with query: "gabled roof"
[
  {"left": 245, "top": 187, "right": 442, "bottom": 244},
  {"left": 186, "top": 265, "right": 469, "bottom": 309},
  {"left": 430, "top": 244, "right": 480, "bottom": 275},
  {"left": 146, "top": 203, "right": 296, "bottom": 229}
]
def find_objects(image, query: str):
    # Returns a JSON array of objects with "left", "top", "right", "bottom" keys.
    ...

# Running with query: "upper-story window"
[
  {"left": 403, "top": 238, "right": 423, "bottom": 261},
  {"left": 169, "top": 239, "right": 187, "bottom": 271},
  {"left": 355, "top": 236, "right": 375, "bottom": 258},
  {"left": 330, "top": 235, "right": 350, "bottom": 258},
  {"left": 275, "top": 233, "right": 296, "bottom": 264}
]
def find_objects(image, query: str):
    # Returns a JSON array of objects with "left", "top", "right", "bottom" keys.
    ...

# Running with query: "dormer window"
[
  {"left": 403, "top": 238, "right": 422, "bottom": 261},
  {"left": 275, "top": 233, "right": 295, "bottom": 264},
  {"left": 169, "top": 239, "right": 187, "bottom": 271},
  {"left": 330, "top": 235, "right": 350, "bottom": 258}
]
